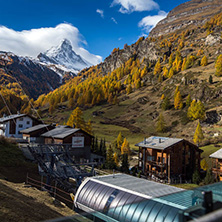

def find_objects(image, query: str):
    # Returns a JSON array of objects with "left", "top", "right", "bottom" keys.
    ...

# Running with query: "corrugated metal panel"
[{"left": 74, "top": 177, "right": 184, "bottom": 222}]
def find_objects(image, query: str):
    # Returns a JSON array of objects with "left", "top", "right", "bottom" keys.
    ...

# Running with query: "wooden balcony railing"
[
  {"left": 212, "top": 168, "right": 222, "bottom": 175},
  {"left": 146, "top": 160, "right": 166, "bottom": 168}
]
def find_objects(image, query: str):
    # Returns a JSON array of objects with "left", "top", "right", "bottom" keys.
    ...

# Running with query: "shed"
[
  {"left": 41, "top": 126, "right": 93, "bottom": 161},
  {"left": 20, "top": 124, "right": 55, "bottom": 143},
  {"left": 210, "top": 148, "right": 222, "bottom": 181}
]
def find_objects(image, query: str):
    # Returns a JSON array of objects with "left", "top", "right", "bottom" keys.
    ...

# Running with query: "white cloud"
[
  {"left": 111, "top": 0, "right": 159, "bottom": 13},
  {"left": 0, "top": 23, "right": 102, "bottom": 65},
  {"left": 96, "top": 9, "right": 104, "bottom": 18},
  {"left": 111, "top": 17, "right": 118, "bottom": 24},
  {"left": 138, "top": 11, "right": 168, "bottom": 33}
]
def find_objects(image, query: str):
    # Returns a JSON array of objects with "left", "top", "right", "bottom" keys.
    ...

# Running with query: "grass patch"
[
  {"left": 0, "top": 137, "right": 26, "bottom": 167},
  {"left": 200, "top": 143, "right": 222, "bottom": 168},
  {"left": 172, "top": 183, "right": 199, "bottom": 189}
]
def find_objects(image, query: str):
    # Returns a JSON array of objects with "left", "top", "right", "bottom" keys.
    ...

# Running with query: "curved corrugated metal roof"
[{"left": 74, "top": 177, "right": 184, "bottom": 222}]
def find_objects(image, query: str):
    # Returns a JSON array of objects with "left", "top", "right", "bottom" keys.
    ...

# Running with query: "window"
[
  {"left": 27, "top": 121, "right": 30, "bottom": 124},
  {"left": 19, "top": 118, "right": 23, "bottom": 121},
  {"left": 147, "top": 156, "right": 154, "bottom": 161},
  {"left": 18, "top": 124, "right": 23, "bottom": 128}
]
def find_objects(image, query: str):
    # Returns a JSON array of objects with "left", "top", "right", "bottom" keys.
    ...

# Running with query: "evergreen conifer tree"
[
  {"left": 203, "top": 169, "right": 214, "bottom": 185},
  {"left": 186, "top": 94, "right": 192, "bottom": 107},
  {"left": 161, "top": 96, "right": 170, "bottom": 110},
  {"left": 192, "top": 169, "right": 201, "bottom": 184},
  {"left": 121, "top": 154, "right": 129, "bottom": 173},
  {"left": 106, "top": 145, "right": 116, "bottom": 169}
]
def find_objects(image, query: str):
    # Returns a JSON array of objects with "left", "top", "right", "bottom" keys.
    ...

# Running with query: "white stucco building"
[{"left": 0, "top": 114, "right": 40, "bottom": 138}]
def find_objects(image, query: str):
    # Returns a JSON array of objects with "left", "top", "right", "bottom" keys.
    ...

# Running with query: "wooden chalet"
[
  {"left": 135, "top": 136, "right": 202, "bottom": 183},
  {"left": 20, "top": 124, "right": 55, "bottom": 143},
  {"left": 41, "top": 126, "right": 93, "bottom": 161},
  {"left": 210, "top": 148, "right": 222, "bottom": 181}
]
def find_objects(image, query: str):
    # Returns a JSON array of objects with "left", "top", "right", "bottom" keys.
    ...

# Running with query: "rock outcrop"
[{"left": 149, "top": 0, "right": 222, "bottom": 37}]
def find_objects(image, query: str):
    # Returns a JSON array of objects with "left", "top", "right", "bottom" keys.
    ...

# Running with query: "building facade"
[
  {"left": 210, "top": 149, "right": 222, "bottom": 181},
  {"left": 0, "top": 114, "right": 40, "bottom": 138},
  {"left": 136, "top": 136, "right": 202, "bottom": 183},
  {"left": 20, "top": 124, "right": 55, "bottom": 143},
  {"left": 41, "top": 126, "right": 93, "bottom": 161}
]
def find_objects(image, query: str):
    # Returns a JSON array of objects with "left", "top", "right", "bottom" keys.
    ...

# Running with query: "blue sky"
[{"left": 0, "top": 0, "right": 187, "bottom": 64}]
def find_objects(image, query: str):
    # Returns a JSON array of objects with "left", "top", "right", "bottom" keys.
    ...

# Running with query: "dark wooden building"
[
  {"left": 210, "top": 148, "right": 222, "bottom": 181},
  {"left": 20, "top": 124, "right": 55, "bottom": 143},
  {"left": 135, "top": 136, "right": 202, "bottom": 183},
  {"left": 41, "top": 126, "right": 93, "bottom": 161}
]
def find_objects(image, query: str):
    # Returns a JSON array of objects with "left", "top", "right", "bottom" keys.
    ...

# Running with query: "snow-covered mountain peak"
[{"left": 37, "top": 38, "right": 91, "bottom": 71}]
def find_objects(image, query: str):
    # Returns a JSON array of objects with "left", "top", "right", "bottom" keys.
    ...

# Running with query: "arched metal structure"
[
  {"left": 74, "top": 174, "right": 184, "bottom": 222},
  {"left": 74, "top": 174, "right": 222, "bottom": 222}
]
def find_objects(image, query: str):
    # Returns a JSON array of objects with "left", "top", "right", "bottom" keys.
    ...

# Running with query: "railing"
[
  {"left": 26, "top": 175, "right": 75, "bottom": 209},
  {"left": 212, "top": 168, "right": 222, "bottom": 175},
  {"left": 146, "top": 160, "right": 166, "bottom": 168}
]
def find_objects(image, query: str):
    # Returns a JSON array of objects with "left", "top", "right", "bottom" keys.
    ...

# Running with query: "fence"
[{"left": 26, "top": 174, "right": 75, "bottom": 209}]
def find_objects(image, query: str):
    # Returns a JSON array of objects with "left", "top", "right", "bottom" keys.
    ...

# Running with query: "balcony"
[
  {"left": 212, "top": 168, "right": 222, "bottom": 175},
  {"left": 146, "top": 160, "right": 166, "bottom": 168}
]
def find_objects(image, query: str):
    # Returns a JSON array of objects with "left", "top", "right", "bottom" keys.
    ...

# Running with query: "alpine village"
[{"left": 1, "top": 0, "right": 222, "bottom": 221}]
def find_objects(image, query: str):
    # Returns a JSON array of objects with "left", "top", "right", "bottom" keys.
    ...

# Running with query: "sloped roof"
[
  {"left": 20, "top": 124, "right": 51, "bottom": 134},
  {"left": 53, "top": 128, "right": 80, "bottom": 139},
  {"left": 41, "top": 126, "right": 71, "bottom": 138},
  {"left": 92, "top": 173, "right": 183, "bottom": 198},
  {"left": 0, "top": 114, "right": 26, "bottom": 123},
  {"left": 135, "top": 136, "right": 183, "bottom": 150},
  {"left": 210, "top": 148, "right": 222, "bottom": 159}
]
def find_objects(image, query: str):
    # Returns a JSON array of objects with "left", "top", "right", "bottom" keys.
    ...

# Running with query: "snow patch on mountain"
[{"left": 37, "top": 39, "right": 91, "bottom": 72}]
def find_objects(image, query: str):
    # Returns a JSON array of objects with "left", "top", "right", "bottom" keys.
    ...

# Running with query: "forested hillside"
[{"left": 32, "top": 11, "right": 222, "bottom": 146}]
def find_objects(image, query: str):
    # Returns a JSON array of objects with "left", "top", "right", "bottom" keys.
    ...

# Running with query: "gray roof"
[
  {"left": 210, "top": 148, "right": 222, "bottom": 159},
  {"left": 20, "top": 124, "right": 51, "bottom": 134},
  {"left": 135, "top": 136, "right": 183, "bottom": 150},
  {"left": 41, "top": 126, "right": 79, "bottom": 139},
  {"left": 93, "top": 173, "right": 183, "bottom": 198},
  {"left": 53, "top": 128, "right": 80, "bottom": 139},
  {"left": 0, "top": 114, "right": 26, "bottom": 123}
]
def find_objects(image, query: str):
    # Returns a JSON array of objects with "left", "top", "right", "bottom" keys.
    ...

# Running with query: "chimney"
[
  {"left": 144, "top": 138, "right": 146, "bottom": 144},
  {"left": 159, "top": 138, "right": 161, "bottom": 143}
]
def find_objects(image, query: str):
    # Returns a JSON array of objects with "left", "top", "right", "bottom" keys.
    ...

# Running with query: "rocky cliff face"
[
  {"left": 149, "top": 0, "right": 222, "bottom": 37},
  {"left": 97, "top": 39, "right": 159, "bottom": 74}
]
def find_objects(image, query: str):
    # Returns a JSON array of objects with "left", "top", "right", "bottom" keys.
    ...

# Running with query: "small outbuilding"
[
  {"left": 20, "top": 124, "right": 55, "bottom": 143},
  {"left": 210, "top": 148, "right": 222, "bottom": 181},
  {"left": 41, "top": 126, "right": 93, "bottom": 161}
]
